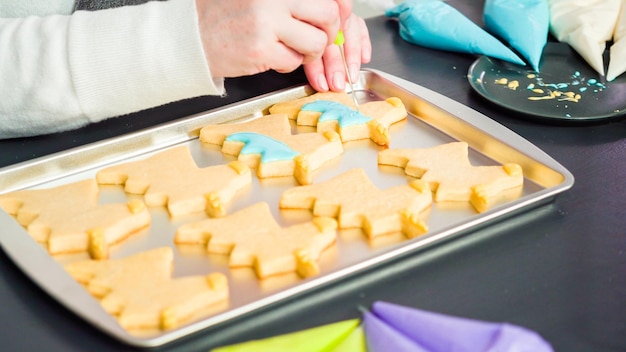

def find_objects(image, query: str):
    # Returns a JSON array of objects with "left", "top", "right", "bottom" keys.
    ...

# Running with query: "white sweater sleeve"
[{"left": 0, "top": 0, "right": 223, "bottom": 139}]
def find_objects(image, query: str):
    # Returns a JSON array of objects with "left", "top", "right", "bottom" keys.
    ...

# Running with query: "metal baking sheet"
[{"left": 0, "top": 69, "right": 574, "bottom": 347}]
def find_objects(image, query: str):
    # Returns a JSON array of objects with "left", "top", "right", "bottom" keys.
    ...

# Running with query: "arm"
[
  {"left": 194, "top": 0, "right": 370, "bottom": 92},
  {"left": 0, "top": 0, "right": 219, "bottom": 139}
]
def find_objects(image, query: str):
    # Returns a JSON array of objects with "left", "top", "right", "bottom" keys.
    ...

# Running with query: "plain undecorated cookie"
[
  {"left": 0, "top": 179, "right": 150, "bottom": 258},
  {"left": 64, "top": 247, "right": 229, "bottom": 331},
  {"left": 279, "top": 168, "right": 432, "bottom": 239},
  {"left": 175, "top": 202, "right": 337, "bottom": 279},
  {"left": 378, "top": 142, "right": 524, "bottom": 212},
  {"left": 96, "top": 146, "right": 251, "bottom": 217}
]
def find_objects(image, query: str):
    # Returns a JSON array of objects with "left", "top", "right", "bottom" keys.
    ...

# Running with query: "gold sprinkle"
[
  {"left": 495, "top": 78, "right": 508, "bottom": 85},
  {"left": 528, "top": 95, "right": 555, "bottom": 101},
  {"left": 507, "top": 80, "right": 519, "bottom": 90}
]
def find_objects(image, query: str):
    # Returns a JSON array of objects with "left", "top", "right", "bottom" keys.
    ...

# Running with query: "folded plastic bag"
[{"left": 364, "top": 301, "right": 554, "bottom": 352}]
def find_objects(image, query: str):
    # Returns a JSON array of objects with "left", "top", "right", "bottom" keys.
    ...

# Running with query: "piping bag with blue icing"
[
  {"left": 386, "top": 0, "right": 525, "bottom": 66},
  {"left": 335, "top": 30, "right": 361, "bottom": 111},
  {"left": 483, "top": 0, "right": 550, "bottom": 72}
]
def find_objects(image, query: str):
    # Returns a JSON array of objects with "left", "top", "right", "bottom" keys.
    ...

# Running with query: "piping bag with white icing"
[
  {"left": 385, "top": 0, "right": 525, "bottom": 66},
  {"left": 483, "top": 0, "right": 550, "bottom": 72},
  {"left": 607, "top": 0, "right": 626, "bottom": 81},
  {"left": 548, "top": 0, "right": 621, "bottom": 76}
]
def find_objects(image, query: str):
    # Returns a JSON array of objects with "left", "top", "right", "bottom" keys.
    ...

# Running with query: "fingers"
[
  {"left": 334, "top": 0, "right": 353, "bottom": 26},
  {"left": 304, "top": 45, "right": 345, "bottom": 92},
  {"left": 344, "top": 14, "right": 372, "bottom": 79},
  {"left": 303, "top": 13, "right": 371, "bottom": 92},
  {"left": 288, "top": 0, "right": 340, "bottom": 47},
  {"left": 275, "top": 17, "right": 329, "bottom": 64},
  {"left": 195, "top": 0, "right": 362, "bottom": 81}
]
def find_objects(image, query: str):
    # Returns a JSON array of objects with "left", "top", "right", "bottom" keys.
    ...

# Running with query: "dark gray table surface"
[{"left": 1, "top": 2, "right": 625, "bottom": 351}]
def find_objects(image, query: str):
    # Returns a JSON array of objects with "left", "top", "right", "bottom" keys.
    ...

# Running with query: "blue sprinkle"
[
  {"left": 588, "top": 78, "right": 597, "bottom": 84},
  {"left": 580, "top": 87, "right": 587, "bottom": 92}
]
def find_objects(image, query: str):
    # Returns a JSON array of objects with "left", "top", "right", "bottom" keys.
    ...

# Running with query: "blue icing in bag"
[
  {"left": 484, "top": 0, "right": 549, "bottom": 72},
  {"left": 386, "top": 0, "right": 525, "bottom": 66}
]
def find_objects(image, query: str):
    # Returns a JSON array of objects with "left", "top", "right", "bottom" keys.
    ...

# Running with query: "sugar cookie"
[
  {"left": 269, "top": 92, "right": 408, "bottom": 145},
  {"left": 175, "top": 202, "right": 337, "bottom": 279},
  {"left": 199, "top": 114, "right": 343, "bottom": 185},
  {"left": 64, "top": 247, "right": 228, "bottom": 331},
  {"left": 378, "top": 142, "right": 524, "bottom": 212},
  {"left": 0, "top": 179, "right": 150, "bottom": 258},
  {"left": 279, "top": 168, "right": 432, "bottom": 239},
  {"left": 96, "top": 146, "right": 251, "bottom": 217}
]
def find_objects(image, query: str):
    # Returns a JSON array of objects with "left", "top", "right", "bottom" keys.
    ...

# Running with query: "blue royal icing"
[
  {"left": 301, "top": 100, "right": 371, "bottom": 127},
  {"left": 225, "top": 132, "right": 300, "bottom": 163}
]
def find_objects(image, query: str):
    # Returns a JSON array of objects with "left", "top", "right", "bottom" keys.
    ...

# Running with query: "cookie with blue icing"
[
  {"left": 269, "top": 91, "right": 407, "bottom": 145},
  {"left": 199, "top": 114, "right": 343, "bottom": 185},
  {"left": 268, "top": 91, "right": 357, "bottom": 120},
  {"left": 299, "top": 97, "right": 407, "bottom": 145}
]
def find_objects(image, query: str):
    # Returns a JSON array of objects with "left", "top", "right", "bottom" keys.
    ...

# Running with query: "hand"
[
  {"left": 303, "top": 11, "right": 371, "bottom": 92},
  {"left": 195, "top": 0, "right": 341, "bottom": 78}
]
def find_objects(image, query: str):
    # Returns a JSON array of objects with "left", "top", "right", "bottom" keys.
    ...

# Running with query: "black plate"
[{"left": 468, "top": 42, "right": 626, "bottom": 122}]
